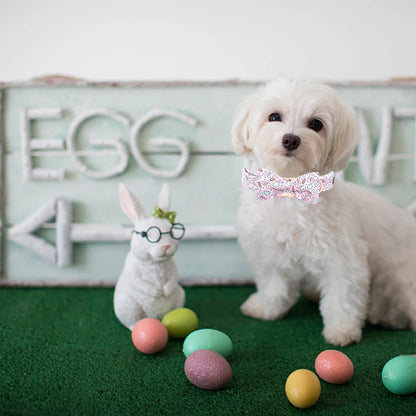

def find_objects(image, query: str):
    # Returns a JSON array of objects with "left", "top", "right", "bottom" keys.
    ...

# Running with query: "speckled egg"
[
  {"left": 183, "top": 328, "right": 233, "bottom": 358},
  {"left": 131, "top": 318, "right": 168, "bottom": 354},
  {"left": 162, "top": 308, "right": 199, "bottom": 339},
  {"left": 285, "top": 369, "right": 321, "bottom": 409},
  {"left": 315, "top": 350, "right": 354, "bottom": 384},
  {"left": 382, "top": 355, "right": 416, "bottom": 395},
  {"left": 184, "top": 349, "right": 232, "bottom": 390}
]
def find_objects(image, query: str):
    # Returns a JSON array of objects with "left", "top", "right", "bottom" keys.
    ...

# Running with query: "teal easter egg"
[
  {"left": 382, "top": 355, "right": 416, "bottom": 395},
  {"left": 183, "top": 329, "right": 233, "bottom": 358}
]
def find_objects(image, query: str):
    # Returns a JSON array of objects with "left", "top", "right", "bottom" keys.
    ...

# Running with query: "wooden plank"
[
  {"left": 4, "top": 149, "right": 416, "bottom": 229},
  {"left": 0, "top": 276, "right": 255, "bottom": 287},
  {"left": 2, "top": 86, "right": 253, "bottom": 153},
  {"left": 3, "top": 153, "right": 244, "bottom": 225},
  {"left": 2, "top": 77, "right": 416, "bottom": 88},
  {"left": 4, "top": 238, "right": 250, "bottom": 282},
  {"left": 0, "top": 87, "right": 4, "bottom": 277}
]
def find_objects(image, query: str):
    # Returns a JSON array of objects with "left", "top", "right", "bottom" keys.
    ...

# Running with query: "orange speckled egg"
[
  {"left": 131, "top": 318, "right": 168, "bottom": 354},
  {"left": 315, "top": 350, "right": 354, "bottom": 384}
]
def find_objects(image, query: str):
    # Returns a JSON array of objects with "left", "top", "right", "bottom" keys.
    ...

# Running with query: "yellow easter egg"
[
  {"left": 285, "top": 369, "right": 321, "bottom": 409},
  {"left": 162, "top": 308, "right": 198, "bottom": 339}
]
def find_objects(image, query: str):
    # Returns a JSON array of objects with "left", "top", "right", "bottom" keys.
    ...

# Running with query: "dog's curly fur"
[{"left": 232, "top": 78, "right": 416, "bottom": 346}]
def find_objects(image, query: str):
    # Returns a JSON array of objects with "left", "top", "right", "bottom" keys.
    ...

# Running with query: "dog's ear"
[
  {"left": 324, "top": 102, "right": 358, "bottom": 172},
  {"left": 231, "top": 95, "right": 256, "bottom": 155}
]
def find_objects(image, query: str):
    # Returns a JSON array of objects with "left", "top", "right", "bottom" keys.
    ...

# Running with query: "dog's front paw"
[
  {"left": 240, "top": 292, "right": 288, "bottom": 321},
  {"left": 240, "top": 293, "right": 268, "bottom": 320},
  {"left": 323, "top": 323, "right": 362, "bottom": 347}
]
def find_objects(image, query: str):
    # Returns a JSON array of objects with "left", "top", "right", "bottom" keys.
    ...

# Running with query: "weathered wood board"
[{"left": 1, "top": 80, "right": 416, "bottom": 285}]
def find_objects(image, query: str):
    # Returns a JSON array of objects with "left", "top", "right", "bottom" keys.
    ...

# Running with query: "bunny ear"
[
  {"left": 119, "top": 184, "right": 146, "bottom": 224},
  {"left": 156, "top": 183, "right": 171, "bottom": 212}
]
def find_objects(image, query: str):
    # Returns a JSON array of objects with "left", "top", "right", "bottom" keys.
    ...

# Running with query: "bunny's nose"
[
  {"left": 282, "top": 134, "right": 301, "bottom": 151},
  {"left": 163, "top": 245, "right": 171, "bottom": 255}
]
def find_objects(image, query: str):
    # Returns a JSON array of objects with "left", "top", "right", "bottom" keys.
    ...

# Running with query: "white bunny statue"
[{"left": 114, "top": 183, "right": 186, "bottom": 330}]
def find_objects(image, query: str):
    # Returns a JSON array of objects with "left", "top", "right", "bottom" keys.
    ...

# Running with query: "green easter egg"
[
  {"left": 183, "top": 328, "right": 233, "bottom": 358},
  {"left": 382, "top": 355, "right": 416, "bottom": 395},
  {"left": 162, "top": 308, "right": 198, "bottom": 339}
]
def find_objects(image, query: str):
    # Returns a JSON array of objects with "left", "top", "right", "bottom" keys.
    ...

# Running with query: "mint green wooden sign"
[{"left": 1, "top": 80, "right": 416, "bottom": 285}]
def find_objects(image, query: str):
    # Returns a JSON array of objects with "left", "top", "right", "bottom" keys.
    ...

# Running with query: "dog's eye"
[
  {"left": 268, "top": 113, "right": 282, "bottom": 122},
  {"left": 308, "top": 118, "right": 323, "bottom": 132}
]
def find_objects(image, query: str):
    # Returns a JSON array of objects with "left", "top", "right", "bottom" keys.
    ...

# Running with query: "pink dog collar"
[{"left": 242, "top": 168, "right": 335, "bottom": 204}]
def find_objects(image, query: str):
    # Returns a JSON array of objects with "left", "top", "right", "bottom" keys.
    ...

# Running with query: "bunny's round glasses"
[{"left": 132, "top": 223, "right": 185, "bottom": 243}]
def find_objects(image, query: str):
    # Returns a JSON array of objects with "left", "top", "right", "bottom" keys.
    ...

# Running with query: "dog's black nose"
[{"left": 282, "top": 134, "right": 301, "bottom": 151}]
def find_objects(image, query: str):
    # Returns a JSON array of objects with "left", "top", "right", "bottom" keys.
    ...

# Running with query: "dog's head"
[{"left": 231, "top": 79, "right": 358, "bottom": 177}]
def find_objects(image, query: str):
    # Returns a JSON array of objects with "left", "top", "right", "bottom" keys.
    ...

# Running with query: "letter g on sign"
[{"left": 130, "top": 109, "right": 198, "bottom": 178}]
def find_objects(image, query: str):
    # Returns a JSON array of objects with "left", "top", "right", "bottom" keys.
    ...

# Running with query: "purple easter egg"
[{"left": 184, "top": 349, "right": 232, "bottom": 390}]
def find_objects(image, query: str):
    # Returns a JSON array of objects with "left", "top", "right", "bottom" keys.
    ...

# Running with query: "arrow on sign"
[
  {"left": 8, "top": 199, "right": 73, "bottom": 267},
  {"left": 8, "top": 199, "right": 237, "bottom": 267}
]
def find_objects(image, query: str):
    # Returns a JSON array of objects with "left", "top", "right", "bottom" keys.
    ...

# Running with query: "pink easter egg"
[
  {"left": 131, "top": 318, "right": 168, "bottom": 354},
  {"left": 184, "top": 349, "right": 232, "bottom": 390},
  {"left": 315, "top": 350, "right": 354, "bottom": 384}
]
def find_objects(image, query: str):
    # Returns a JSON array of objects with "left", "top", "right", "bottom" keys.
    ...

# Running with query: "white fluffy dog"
[{"left": 232, "top": 78, "right": 416, "bottom": 346}]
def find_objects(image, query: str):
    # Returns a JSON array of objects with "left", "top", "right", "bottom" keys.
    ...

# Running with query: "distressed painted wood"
[
  {"left": 2, "top": 80, "right": 416, "bottom": 285},
  {"left": 0, "top": 87, "right": 4, "bottom": 277}
]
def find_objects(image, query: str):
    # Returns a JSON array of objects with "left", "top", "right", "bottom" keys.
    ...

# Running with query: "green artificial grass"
[{"left": 1, "top": 286, "right": 415, "bottom": 415}]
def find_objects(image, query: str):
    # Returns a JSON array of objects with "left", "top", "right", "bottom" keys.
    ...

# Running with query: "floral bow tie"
[
  {"left": 242, "top": 168, "right": 335, "bottom": 204},
  {"left": 153, "top": 206, "right": 177, "bottom": 224}
]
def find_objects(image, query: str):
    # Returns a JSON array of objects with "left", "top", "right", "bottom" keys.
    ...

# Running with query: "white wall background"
[{"left": 1, "top": 0, "right": 416, "bottom": 82}]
